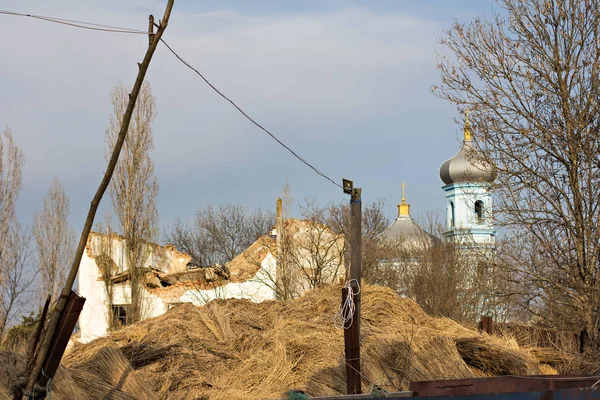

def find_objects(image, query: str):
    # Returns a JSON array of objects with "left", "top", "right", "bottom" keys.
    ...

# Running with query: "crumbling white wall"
[
  {"left": 78, "top": 250, "right": 110, "bottom": 343},
  {"left": 180, "top": 253, "right": 277, "bottom": 305},
  {"left": 78, "top": 243, "right": 278, "bottom": 343}
]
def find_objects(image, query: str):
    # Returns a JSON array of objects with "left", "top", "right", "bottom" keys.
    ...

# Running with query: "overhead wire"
[
  {"left": 0, "top": 9, "right": 147, "bottom": 34},
  {"left": 0, "top": 8, "right": 344, "bottom": 190},
  {"left": 159, "top": 38, "right": 344, "bottom": 189}
]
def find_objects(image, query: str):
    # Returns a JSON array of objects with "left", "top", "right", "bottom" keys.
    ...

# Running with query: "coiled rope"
[{"left": 334, "top": 279, "right": 360, "bottom": 329}]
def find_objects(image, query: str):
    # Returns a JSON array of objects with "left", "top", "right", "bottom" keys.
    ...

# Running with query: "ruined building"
[{"left": 78, "top": 219, "right": 345, "bottom": 343}]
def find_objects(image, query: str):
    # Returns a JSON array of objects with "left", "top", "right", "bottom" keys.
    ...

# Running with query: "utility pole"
[
  {"left": 19, "top": 2, "right": 175, "bottom": 398},
  {"left": 276, "top": 197, "right": 285, "bottom": 300},
  {"left": 342, "top": 179, "right": 362, "bottom": 394}
]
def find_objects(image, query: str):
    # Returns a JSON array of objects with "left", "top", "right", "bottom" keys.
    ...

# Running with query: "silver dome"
[
  {"left": 439, "top": 139, "right": 497, "bottom": 185},
  {"left": 381, "top": 215, "right": 440, "bottom": 246},
  {"left": 382, "top": 215, "right": 428, "bottom": 241}
]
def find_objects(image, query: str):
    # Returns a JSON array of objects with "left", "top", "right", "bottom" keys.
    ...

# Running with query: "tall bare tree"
[
  {"left": 434, "top": 0, "right": 600, "bottom": 343},
  {"left": 33, "top": 178, "right": 75, "bottom": 304},
  {"left": 0, "top": 223, "right": 35, "bottom": 338},
  {"left": 0, "top": 128, "right": 26, "bottom": 336},
  {"left": 0, "top": 128, "right": 24, "bottom": 269},
  {"left": 106, "top": 81, "right": 159, "bottom": 324}
]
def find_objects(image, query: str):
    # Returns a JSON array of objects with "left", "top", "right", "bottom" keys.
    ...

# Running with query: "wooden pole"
[
  {"left": 276, "top": 198, "right": 284, "bottom": 299},
  {"left": 21, "top": 2, "right": 174, "bottom": 398},
  {"left": 350, "top": 188, "right": 362, "bottom": 283},
  {"left": 344, "top": 187, "right": 362, "bottom": 394},
  {"left": 479, "top": 316, "right": 493, "bottom": 335}
]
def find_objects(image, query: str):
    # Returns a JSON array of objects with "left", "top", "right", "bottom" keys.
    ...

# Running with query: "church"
[
  {"left": 379, "top": 113, "right": 499, "bottom": 320},
  {"left": 382, "top": 112, "right": 497, "bottom": 251}
]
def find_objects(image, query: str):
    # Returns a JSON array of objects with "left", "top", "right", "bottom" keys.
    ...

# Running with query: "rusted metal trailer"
[
  {"left": 306, "top": 375, "right": 600, "bottom": 399},
  {"left": 410, "top": 375, "right": 600, "bottom": 397}
]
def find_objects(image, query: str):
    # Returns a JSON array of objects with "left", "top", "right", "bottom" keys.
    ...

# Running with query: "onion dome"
[{"left": 439, "top": 112, "right": 497, "bottom": 185}]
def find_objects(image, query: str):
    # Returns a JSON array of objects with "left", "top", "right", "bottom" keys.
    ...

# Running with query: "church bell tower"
[{"left": 439, "top": 112, "right": 497, "bottom": 248}]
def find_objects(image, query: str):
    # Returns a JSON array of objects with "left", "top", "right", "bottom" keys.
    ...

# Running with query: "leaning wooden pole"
[{"left": 21, "top": 1, "right": 174, "bottom": 397}]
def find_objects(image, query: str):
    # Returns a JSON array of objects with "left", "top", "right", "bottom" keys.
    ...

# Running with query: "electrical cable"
[
  {"left": 0, "top": 10, "right": 147, "bottom": 34},
  {"left": 159, "top": 38, "right": 343, "bottom": 189}
]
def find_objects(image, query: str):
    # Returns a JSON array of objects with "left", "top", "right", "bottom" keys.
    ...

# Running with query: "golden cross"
[
  {"left": 401, "top": 182, "right": 407, "bottom": 200},
  {"left": 464, "top": 108, "right": 472, "bottom": 141}
]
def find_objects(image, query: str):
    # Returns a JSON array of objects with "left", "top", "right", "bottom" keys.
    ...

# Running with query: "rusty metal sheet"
[{"left": 410, "top": 375, "right": 600, "bottom": 397}]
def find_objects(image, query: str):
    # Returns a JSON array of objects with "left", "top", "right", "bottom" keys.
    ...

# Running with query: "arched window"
[
  {"left": 450, "top": 201, "right": 455, "bottom": 227},
  {"left": 475, "top": 200, "right": 484, "bottom": 224}
]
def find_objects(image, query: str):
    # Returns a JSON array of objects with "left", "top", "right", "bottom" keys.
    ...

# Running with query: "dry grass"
[
  {"left": 2, "top": 284, "right": 558, "bottom": 399},
  {"left": 494, "top": 323, "right": 579, "bottom": 354},
  {"left": 454, "top": 336, "right": 539, "bottom": 375},
  {"left": 527, "top": 347, "right": 574, "bottom": 370}
]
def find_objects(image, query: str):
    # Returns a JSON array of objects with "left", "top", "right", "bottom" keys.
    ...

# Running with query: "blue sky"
[{"left": 0, "top": 0, "right": 498, "bottom": 237}]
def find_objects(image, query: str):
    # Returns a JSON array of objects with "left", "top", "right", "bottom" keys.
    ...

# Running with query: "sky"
[{"left": 0, "top": 0, "right": 499, "bottom": 239}]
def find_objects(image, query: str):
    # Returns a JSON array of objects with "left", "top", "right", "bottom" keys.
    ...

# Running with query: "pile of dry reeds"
[
  {"left": 2, "top": 285, "right": 558, "bottom": 399},
  {"left": 494, "top": 322, "right": 579, "bottom": 354},
  {"left": 0, "top": 346, "right": 155, "bottom": 399}
]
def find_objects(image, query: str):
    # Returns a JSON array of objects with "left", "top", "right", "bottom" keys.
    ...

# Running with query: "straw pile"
[
  {"left": 58, "top": 284, "right": 552, "bottom": 399},
  {"left": 1, "top": 284, "right": 555, "bottom": 399},
  {"left": 0, "top": 347, "right": 155, "bottom": 400}
]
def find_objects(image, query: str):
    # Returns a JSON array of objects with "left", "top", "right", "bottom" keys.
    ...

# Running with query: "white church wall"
[{"left": 443, "top": 182, "right": 495, "bottom": 246}]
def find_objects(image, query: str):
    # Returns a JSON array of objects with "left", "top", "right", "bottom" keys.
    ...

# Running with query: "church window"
[
  {"left": 475, "top": 200, "right": 484, "bottom": 224},
  {"left": 450, "top": 201, "right": 455, "bottom": 227}
]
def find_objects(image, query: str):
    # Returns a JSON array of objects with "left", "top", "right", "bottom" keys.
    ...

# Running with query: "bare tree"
[
  {"left": 261, "top": 200, "right": 388, "bottom": 299},
  {"left": 246, "top": 201, "right": 346, "bottom": 300},
  {"left": 285, "top": 202, "right": 345, "bottom": 296},
  {"left": 33, "top": 178, "right": 75, "bottom": 304},
  {"left": 434, "top": 0, "right": 600, "bottom": 343},
  {"left": 0, "top": 224, "right": 35, "bottom": 338},
  {"left": 106, "top": 81, "right": 159, "bottom": 324},
  {"left": 165, "top": 204, "right": 274, "bottom": 268},
  {"left": 0, "top": 127, "right": 27, "bottom": 337},
  {"left": 0, "top": 128, "right": 24, "bottom": 270},
  {"left": 395, "top": 238, "right": 467, "bottom": 321},
  {"left": 391, "top": 215, "right": 507, "bottom": 324},
  {"left": 325, "top": 199, "right": 391, "bottom": 284}
]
